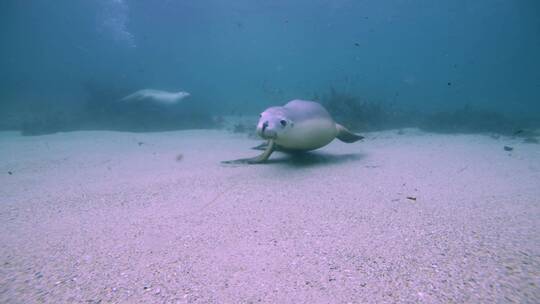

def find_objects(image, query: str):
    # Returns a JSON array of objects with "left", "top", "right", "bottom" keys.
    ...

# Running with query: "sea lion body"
[
  {"left": 259, "top": 100, "right": 337, "bottom": 151},
  {"left": 224, "top": 99, "right": 363, "bottom": 164},
  {"left": 120, "top": 89, "right": 190, "bottom": 105}
]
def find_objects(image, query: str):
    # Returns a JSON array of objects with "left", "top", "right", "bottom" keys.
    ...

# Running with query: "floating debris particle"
[
  {"left": 504, "top": 146, "right": 513, "bottom": 151},
  {"left": 176, "top": 154, "right": 183, "bottom": 162}
]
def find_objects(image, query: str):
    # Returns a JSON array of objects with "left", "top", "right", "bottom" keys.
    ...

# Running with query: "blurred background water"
[{"left": 1, "top": 0, "right": 539, "bottom": 135}]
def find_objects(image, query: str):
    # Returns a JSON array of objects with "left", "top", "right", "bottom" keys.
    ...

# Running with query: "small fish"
[
  {"left": 354, "top": 42, "right": 360, "bottom": 47},
  {"left": 8, "top": 171, "right": 13, "bottom": 175},
  {"left": 504, "top": 146, "right": 513, "bottom": 151},
  {"left": 513, "top": 129, "right": 524, "bottom": 136},
  {"left": 447, "top": 82, "right": 452, "bottom": 86},
  {"left": 406, "top": 196, "right": 417, "bottom": 201}
]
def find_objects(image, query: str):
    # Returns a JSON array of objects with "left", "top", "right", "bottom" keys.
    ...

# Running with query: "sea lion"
[
  {"left": 223, "top": 99, "right": 363, "bottom": 164},
  {"left": 119, "top": 89, "right": 190, "bottom": 105}
]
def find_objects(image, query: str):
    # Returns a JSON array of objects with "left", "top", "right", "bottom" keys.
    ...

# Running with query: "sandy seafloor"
[{"left": 0, "top": 128, "right": 539, "bottom": 303}]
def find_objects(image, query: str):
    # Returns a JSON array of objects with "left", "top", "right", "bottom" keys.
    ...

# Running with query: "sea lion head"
[
  {"left": 174, "top": 91, "right": 191, "bottom": 99},
  {"left": 256, "top": 106, "right": 293, "bottom": 140}
]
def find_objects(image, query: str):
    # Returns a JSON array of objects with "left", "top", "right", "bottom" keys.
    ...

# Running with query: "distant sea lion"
[
  {"left": 223, "top": 99, "right": 364, "bottom": 164},
  {"left": 119, "top": 89, "right": 190, "bottom": 105}
]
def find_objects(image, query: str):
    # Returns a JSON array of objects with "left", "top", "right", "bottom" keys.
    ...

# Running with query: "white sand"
[{"left": 1, "top": 129, "right": 539, "bottom": 303}]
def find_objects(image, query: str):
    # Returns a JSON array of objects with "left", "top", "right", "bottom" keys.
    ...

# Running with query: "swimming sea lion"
[
  {"left": 224, "top": 99, "right": 363, "bottom": 164},
  {"left": 119, "top": 89, "right": 190, "bottom": 105}
]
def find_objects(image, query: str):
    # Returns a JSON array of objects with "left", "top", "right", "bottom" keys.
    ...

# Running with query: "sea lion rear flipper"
[
  {"left": 119, "top": 91, "right": 145, "bottom": 102},
  {"left": 222, "top": 140, "right": 275, "bottom": 164},
  {"left": 335, "top": 124, "right": 364, "bottom": 143}
]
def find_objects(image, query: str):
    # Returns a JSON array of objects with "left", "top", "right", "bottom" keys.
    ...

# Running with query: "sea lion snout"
[{"left": 257, "top": 121, "right": 277, "bottom": 139}]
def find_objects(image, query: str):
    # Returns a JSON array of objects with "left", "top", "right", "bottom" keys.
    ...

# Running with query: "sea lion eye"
[{"left": 280, "top": 120, "right": 287, "bottom": 127}]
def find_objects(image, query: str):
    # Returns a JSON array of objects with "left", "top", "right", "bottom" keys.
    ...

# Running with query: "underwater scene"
[{"left": 1, "top": 0, "right": 539, "bottom": 303}]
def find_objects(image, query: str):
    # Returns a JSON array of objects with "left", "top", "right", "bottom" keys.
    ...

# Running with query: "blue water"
[{"left": 1, "top": 0, "right": 539, "bottom": 133}]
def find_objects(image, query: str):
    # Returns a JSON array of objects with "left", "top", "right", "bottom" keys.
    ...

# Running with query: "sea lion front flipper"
[
  {"left": 252, "top": 141, "right": 286, "bottom": 152},
  {"left": 248, "top": 139, "right": 275, "bottom": 163},
  {"left": 335, "top": 123, "right": 364, "bottom": 143},
  {"left": 222, "top": 140, "right": 275, "bottom": 164},
  {"left": 251, "top": 141, "right": 269, "bottom": 150}
]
